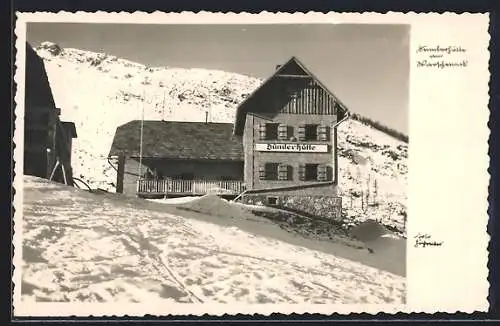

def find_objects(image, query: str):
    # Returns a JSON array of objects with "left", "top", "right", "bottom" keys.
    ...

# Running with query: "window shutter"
[
  {"left": 317, "top": 125, "right": 328, "bottom": 141},
  {"left": 278, "top": 164, "right": 288, "bottom": 180},
  {"left": 278, "top": 124, "right": 287, "bottom": 140},
  {"left": 317, "top": 164, "right": 328, "bottom": 181},
  {"left": 298, "top": 124, "right": 306, "bottom": 141},
  {"left": 298, "top": 164, "right": 306, "bottom": 181},
  {"left": 259, "top": 165, "right": 266, "bottom": 180},
  {"left": 258, "top": 124, "right": 266, "bottom": 140}
]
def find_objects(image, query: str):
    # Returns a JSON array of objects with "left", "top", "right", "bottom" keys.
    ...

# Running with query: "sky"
[{"left": 27, "top": 23, "right": 410, "bottom": 134}]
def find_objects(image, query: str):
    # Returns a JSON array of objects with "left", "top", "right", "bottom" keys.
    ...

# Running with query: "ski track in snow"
[{"left": 22, "top": 176, "right": 405, "bottom": 304}]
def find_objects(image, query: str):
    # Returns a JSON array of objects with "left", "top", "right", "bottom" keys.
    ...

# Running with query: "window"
[
  {"left": 259, "top": 163, "right": 279, "bottom": 180},
  {"left": 259, "top": 163, "right": 291, "bottom": 181},
  {"left": 267, "top": 196, "right": 279, "bottom": 206},
  {"left": 305, "top": 124, "right": 318, "bottom": 141},
  {"left": 298, "top": 124, "right": 319, "bottom": 141},
  {"left": 299, "top": 164, "right": 330, "bottom": 181},
  {"left": 259, "top": 123, "right": 280, "bottom": 140},
  {"left": 305, "top": 164, "right": 318, "bottom": 181}
]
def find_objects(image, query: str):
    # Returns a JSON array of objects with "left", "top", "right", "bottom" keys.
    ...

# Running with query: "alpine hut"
[{"left": 109, "top": 56, "right": 350, "bottom": 220}]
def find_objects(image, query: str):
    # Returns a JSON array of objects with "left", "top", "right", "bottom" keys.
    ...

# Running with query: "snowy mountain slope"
[
  {"left": 337, "top": 120, "right": 407, "bottom": 234},
  {"left": 33, "top": 41, "right": 407, "bottom": 233},
  {"left": 35, "top": 42, "right": 261, "bottom": 191},
  {"left": 22, "top": 176, "right": 405, "bottom": 304}
]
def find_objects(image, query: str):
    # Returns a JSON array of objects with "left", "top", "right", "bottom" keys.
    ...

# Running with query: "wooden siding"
[
  {"left": 280, "top": 79, "right": 338, "bottom": 115},
  {"left": 234, "top": 57, "right": 349, "bottom": 136},
  {"left": 248, "top": 78, "right": 338, "bottom": 117}
]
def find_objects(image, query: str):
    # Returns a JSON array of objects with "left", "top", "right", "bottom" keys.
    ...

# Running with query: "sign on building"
[{"left": 255, "top": 143, "right": 329, "bottom": 153}]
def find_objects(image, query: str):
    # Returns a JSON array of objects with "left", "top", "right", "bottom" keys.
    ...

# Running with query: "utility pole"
[
  {"left": 138, "top": 89, "right": 145, "bottom": 182},
  {"left": 162, "top": 90, "right": 166, "bottom": 121}
]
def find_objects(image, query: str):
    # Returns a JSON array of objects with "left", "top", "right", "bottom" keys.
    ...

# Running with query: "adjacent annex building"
[
  {"left": 109, "top": 121, "right": 245, "bottom": 197},
  {"left": 109, "top": 56, "right": 350, "bottom": 219},
  {"left": 24, "top": 42, "right": 78, "bottom": 186}
]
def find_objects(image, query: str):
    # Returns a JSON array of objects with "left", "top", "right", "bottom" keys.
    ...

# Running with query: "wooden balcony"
[{"left": 137, "top": 178, "right": 245, "bottom": 197}]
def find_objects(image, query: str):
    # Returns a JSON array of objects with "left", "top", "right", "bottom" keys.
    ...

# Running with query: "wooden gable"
[
  {"left": 233, "top": 56, "right": 349, "bottom": 135},
  {"left": 275, "top": 59, "right": 309, "bottom": 76}
]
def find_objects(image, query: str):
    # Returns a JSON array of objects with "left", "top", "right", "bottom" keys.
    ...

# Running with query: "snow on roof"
[{"left": 109, "top": 120, "right": 243, "bottom": 161}]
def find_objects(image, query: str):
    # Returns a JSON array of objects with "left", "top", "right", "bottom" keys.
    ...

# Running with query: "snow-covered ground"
[
  {"left": 147, "top": 197, "right": 199, "bottom": 204},
  {"left": 33, "top": 41, "right": 407, "bottom": 235},
  {"left": 22, "top": 176, "right": 405, "bottom": 304}
]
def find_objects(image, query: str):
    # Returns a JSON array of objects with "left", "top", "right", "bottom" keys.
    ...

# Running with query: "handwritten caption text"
[
  {"left": 414, "top": 233, "right": 443, "bottom": 248},
  {"left": 416, "top": 45, "right": 468, "bottom": 69}
]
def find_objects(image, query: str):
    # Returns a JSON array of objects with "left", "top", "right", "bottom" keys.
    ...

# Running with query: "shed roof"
[
  {"left": 61, "top": 122, "right": 77, "bottom": 138},
  {"left": 108, "top": 120, "right": 244, "bottom": 161},
  {"left": 233, "top": 56, "right": 350, "bottom": 136}
]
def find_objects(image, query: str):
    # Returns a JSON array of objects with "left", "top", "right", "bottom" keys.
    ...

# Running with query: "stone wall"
[{"left": 241, "top": 194, "right": 342, "bottom": 221}]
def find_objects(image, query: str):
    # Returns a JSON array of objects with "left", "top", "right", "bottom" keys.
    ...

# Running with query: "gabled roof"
[
  {"left": 61, "top": 122, "right": 77, "bottom": 138},
  {"left": 108, "top": 120, "right": 244, "bottom": 161},
  {"left": 25, "top": 42, "right": 57, "bottom": 110},
  {"left": 233, "top": 56, "right": 350, "bottom": 136}
]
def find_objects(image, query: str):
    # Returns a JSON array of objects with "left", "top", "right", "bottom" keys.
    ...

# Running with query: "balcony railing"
[{"left": 137, "top": 178, "right": 245, "bottom": 196}]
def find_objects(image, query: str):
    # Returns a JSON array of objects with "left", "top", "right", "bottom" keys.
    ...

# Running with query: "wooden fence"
[{"left": 137, "top": 179, "right": 245, "bottom": 196}]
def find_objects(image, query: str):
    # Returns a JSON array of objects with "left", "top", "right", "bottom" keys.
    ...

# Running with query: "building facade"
[{"left": 233, "top": 57, "right": 350, "bottom": 219}]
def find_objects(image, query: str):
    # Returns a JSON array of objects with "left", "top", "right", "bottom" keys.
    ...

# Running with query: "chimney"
[
  {"left": 275, "top": 64, "right": 282, "bottom": 71},
  {"left": 205, "top": 111, "right": 209, "bottom": 124}
]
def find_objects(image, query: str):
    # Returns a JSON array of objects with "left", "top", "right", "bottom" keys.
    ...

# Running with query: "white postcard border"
[{"left": 12, "top": 11, "right": 491, "bottom": 316}]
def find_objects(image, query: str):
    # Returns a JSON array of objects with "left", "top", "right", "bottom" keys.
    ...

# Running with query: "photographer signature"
[{"left": 414, "top": 233, "right": 443, "bottom": 248}]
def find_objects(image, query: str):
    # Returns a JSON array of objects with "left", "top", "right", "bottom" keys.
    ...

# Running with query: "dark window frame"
[
  {"left": 264, "top": 162, "right": 280, "bottom": 181},
  {"left": 267, "top": 196, "right": 279, "bottom": 206},
  {"left": 304, "top": 124, "right": 319, "bottom": 141},
  {"left": 265, "top": 123, "right": 280, "bottom": 140},
  {"left": 304, "top": 163, "right": 319, "bottom": 181}
]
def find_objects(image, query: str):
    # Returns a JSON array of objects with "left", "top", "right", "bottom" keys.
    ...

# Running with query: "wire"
[{"left": 72, "top": 177, "right": 92, "bottom": 191}]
